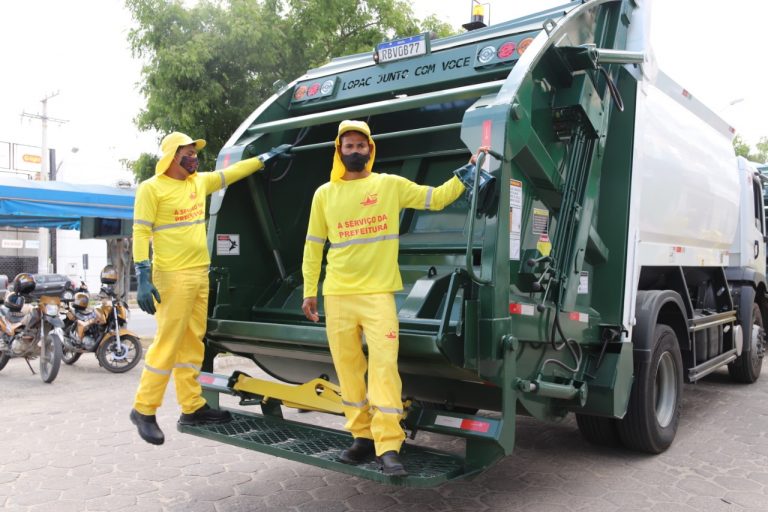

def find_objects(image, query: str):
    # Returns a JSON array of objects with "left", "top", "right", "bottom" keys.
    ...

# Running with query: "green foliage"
[
  {"left": 125, "top": 153, "right": 159, "bottom": 183},
  {"left": 733, "top": 134, "right": 768, "bottom": 163},
  {"left": 124, "top": 0, "right": 457, "bottom": 183}
]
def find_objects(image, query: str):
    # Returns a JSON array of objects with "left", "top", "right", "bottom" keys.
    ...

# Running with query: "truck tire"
[
  {"left": 617, "top": 324, "right": 682, "bottom": 453},
  {"left": 728, "top": 302, "right": 764, "bottom": 383},
  {"left": 575, "top": 414, "right": 620, "bottom": 447}
]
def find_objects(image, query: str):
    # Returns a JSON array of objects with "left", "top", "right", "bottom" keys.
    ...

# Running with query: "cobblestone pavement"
[{"left": 0, "top": 353, "right": 767, "bottom": 512}]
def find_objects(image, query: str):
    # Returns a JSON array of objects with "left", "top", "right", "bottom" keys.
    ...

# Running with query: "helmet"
[
  {"left": 73, "top": 292, "right": 90, "bottom": 311},
  {"left": 12, "top": 273, "right": 36, "bottom": 295},
  {"left": 5, "top": 292, "right": 25, "bottom": 312},
  {"left": 100, "top": 265, "right": 118, "bottom": 284}
]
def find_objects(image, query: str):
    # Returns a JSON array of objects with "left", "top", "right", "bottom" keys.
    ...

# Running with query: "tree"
[
  {"left": 125, "top": 0, "right": 456, "bottom": 183},
  {"left": 733, "top": 134, "right": 768, "bottom": 163}
]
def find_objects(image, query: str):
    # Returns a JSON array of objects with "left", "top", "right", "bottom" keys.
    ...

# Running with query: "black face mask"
[{"left": 341, "top": 152, "right": 369, "bottom": 172}]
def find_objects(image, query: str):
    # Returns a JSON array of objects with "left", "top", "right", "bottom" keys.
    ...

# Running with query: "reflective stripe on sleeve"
[
  {"left": 342, "top": 398, "right": 369, "bottom": 408},
  {"left": 144, "top": 364, "right": 171, "bottom": 376},
  {"left": 134, "top": 219, "right": 153, "bottom": 227},
  {"left": 218, "top": 171, "right": 226, "bottom": 189},
  {"left": 306, "top": 235, "right": 326, "bottom": 244},
  {"left": 330, "top": 234, "right": 398, "bottom": 249},
  {"left": 425, "top": 187, "right": 434, "bottom": 209},
  {"left": 153, "top": 218, "right": 206, "bottom": 232}
]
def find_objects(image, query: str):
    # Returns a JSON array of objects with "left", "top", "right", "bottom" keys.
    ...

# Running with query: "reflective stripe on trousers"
[
  {"left": 324, "top": 293, "right": 405, "bottom": 456},
  {"left": 133, "top": 266, "right": 209, "bottom": 415}
]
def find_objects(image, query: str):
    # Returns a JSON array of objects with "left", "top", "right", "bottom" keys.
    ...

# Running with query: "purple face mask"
[{"left": 179, "top": 155, "right": 199, "bottom": 174}]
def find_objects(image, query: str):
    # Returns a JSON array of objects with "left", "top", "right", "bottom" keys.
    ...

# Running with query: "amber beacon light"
[{"left": 462, "top": 1, "right": 488, "bottom": 31}]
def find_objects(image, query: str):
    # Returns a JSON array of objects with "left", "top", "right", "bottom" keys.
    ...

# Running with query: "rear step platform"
[{"left": 178, "top": 408, "right": 471, "bottom": 487}]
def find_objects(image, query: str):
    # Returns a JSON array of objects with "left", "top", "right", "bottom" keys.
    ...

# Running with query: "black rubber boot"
[
  {"left": 377, "top": 450, "right": 408, "bottom": 476},
  {"left": 178, "top": 404, "right": 232, "bottom": 426},
  {"left": 339, "top": 437, "right": 375, "bottom": 464},
  {"left": 130, "top": 409, "right": 165, "bottom": 445}
]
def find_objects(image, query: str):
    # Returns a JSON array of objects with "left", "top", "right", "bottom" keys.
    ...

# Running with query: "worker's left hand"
[
  {"left": 258, "top": 144, "right": 294, "bottom": 165},
  {"left": 301, "top": 297, "right": 320, "bottom": 322},
  {"left": 469, "top": 146, "right": 491, "bottom": 165}
]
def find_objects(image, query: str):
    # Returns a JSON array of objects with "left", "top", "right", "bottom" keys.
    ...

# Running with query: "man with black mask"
[
  {"left": 129, "top": 132, "right": 291, "bottom": 445},
  {"left": 301, "top": 120, "right": 488, "bottom": 477}
]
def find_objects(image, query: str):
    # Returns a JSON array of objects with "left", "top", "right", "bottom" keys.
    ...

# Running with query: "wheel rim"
[
  {"left": 102, "top": 337, "right": 139, "bottom": 369},
  {"left": 751, "top": 307, "right": 765, "bottom": 371},
  {"left": 41, "top": 337, "right": 54, "bottom": 377},
  {"left": 654, "top": 351, "right": 677, "bottom": 428}
]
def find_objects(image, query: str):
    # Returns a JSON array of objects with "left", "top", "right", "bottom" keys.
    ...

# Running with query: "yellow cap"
[
  {"left": 155, "top": 132, "right": 206, "bottom": 175},
  {"left": 330, "top": 120, "right": 376, "bottom": 182}
]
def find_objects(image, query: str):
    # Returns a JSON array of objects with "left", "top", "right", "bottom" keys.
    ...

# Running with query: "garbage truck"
[{"left": 179, "top": 0, "right": 766, "bottom": 487}]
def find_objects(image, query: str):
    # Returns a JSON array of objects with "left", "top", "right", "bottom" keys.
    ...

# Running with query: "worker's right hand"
[
  {"left": 135, "top": 260, "right": 161, "bottom": 315},
  {"left": 301, "top": 297, "right": 319, "bottom": 322}
]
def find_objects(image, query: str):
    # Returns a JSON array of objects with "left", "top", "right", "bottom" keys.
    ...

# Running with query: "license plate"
[{"left": 376, "top": 34, "right": 428, "bottom": 64}]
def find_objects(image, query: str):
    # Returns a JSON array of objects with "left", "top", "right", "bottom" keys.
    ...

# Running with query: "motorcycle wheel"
[
  {"left": 40, "top": 332, "right": 63, "bottom": 383},
  {"left": 0, "top": 351, "right": 10, "bottom": 371},
  {"left": 62, "top": 346, "right": 81, "bottom": 365},
  {"left": 96, "top": 334, "right": 143, "bottom": 373}
]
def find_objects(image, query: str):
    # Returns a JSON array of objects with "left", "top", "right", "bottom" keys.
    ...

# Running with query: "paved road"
[
  {"left": 1, "top": 351, "right": 767, "bottom": 511},
  {"left": 128, "top": 307, "right": 158, "bottom": 340}
]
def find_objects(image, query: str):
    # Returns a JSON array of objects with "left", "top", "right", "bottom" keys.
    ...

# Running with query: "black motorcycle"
[{"left": 0, "top": 274, "right": 64, "bottom": 383}]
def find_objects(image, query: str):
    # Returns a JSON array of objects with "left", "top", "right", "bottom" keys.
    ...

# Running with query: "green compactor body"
[{"left": 179, "top": 0, "right": 695, "bottom": 487}]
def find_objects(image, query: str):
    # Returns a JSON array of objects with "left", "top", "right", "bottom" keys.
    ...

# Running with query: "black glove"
[
  {"left": 135, "top": 260, "right": 160, "bottom": 315},
  {"left": 454, "top": 163, "right": 498, "bottom": 216},
  {"left": 257, "top": 144, "right": 294, "bottom": 165}
]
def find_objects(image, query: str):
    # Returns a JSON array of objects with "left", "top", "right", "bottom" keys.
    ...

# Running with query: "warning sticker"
[
  {"left": 217, "top": 234, "right": 240, "bottom": 256},
  {"left": 532, "top": 208, "right": 549, "bottom": 235},
  {"left": 578, "top": 271, "right": 589, "bottom": 294},
  {"left": 536, "top": 234, "right": 551, "bottom": 256},
  {"left": 509, "top": 179, "right": 523, "bottom": 208},
  {"left": 509, "top": 180, "right": 522, "bottom": 261}
]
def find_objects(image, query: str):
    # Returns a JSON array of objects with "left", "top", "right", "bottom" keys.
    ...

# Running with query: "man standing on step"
[{"left": 301, "top": 119, "right": 491, "bottom": 476}]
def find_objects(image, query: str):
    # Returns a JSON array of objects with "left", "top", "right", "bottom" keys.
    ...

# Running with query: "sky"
[{"left": 0, "top": 0, "right": 766, "bottom": 187}]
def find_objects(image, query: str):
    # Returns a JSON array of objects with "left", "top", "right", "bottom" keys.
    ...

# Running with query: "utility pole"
[{"left": 21, "top": 92, "right": 68, "bottom": 274}]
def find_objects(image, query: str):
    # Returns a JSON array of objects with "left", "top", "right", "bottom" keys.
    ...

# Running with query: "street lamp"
[{"left": 53, "top": 147, "right": 79, "bottom": 181}]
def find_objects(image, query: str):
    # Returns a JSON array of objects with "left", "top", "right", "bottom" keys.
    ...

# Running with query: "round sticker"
[
  {"left": 478, "top": 45, "right": 496, "bottom": 64},
  {"left": 497, "top": 42, "right": 516, "bottom": 59},
  {"left": 293, "top": 85, "right": 308, "bottom": 101},
  {"left": 320, "top": 79, "right": 335, "bottom": 95},
  {"left": 518, "top": 37, "right": 533, "bottom": 55}
]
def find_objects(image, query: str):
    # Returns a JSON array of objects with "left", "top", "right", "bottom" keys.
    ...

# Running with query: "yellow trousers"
[
  {"left": 133, "top": 266, "right": 209, "bottom": 415},
  {"left": 324, "top": 293, "right": 405, "bottom": 456}
]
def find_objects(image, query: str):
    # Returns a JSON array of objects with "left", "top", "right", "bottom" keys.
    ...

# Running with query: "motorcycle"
[
  {"left": 61, "top": 266, "right": 143, "bottom": 373},
  {"left": 62, "top": 277, "right": 88, "bottom": 303},
  {"left": 0, "top": 273, "right": 64, "bottom": 383}
]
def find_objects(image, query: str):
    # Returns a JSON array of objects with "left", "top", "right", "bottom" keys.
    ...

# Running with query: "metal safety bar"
[
  {"left": 290, "top": 122, "right": 464, "bottom": 154},
  {"left": 246, "top": 80, "right": 505, "bottom": 135},
  {"left": 593, "top": 48, "right": 645, "bottom": 65},
  {"left": 465, "top": 152, "right": 493, "bottom": 285}
]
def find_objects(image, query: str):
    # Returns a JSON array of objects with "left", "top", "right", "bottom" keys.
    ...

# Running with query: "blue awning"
[{"left": 0, "top": 176, "right": 135, "bottom": 230}]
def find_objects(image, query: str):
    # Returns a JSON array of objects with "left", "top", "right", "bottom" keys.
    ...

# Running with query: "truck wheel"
[
  {"left": 728, "top": 303, "right": 764, "bottom": 384},
  {"left": 575, "top": 414, "right": 620, "bottom": 447},
  {"left": 617, "top": 324, "right": 682, "bottom": 454}
]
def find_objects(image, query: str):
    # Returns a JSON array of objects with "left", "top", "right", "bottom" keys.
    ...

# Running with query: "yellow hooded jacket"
[
  {"left": 302, "top": 122, "right": 465, "bottom": 297},
  {"left": 133, "top": 157, "right": 264, "bottom": 271}
]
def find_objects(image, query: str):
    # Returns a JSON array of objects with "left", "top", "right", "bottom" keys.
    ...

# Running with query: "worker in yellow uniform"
[
  {"left": 130, "top": 131, "right": 291, "bottom": 445},
  {"left": 301, "top": 120, "right": 491, "bottom": 476}
]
